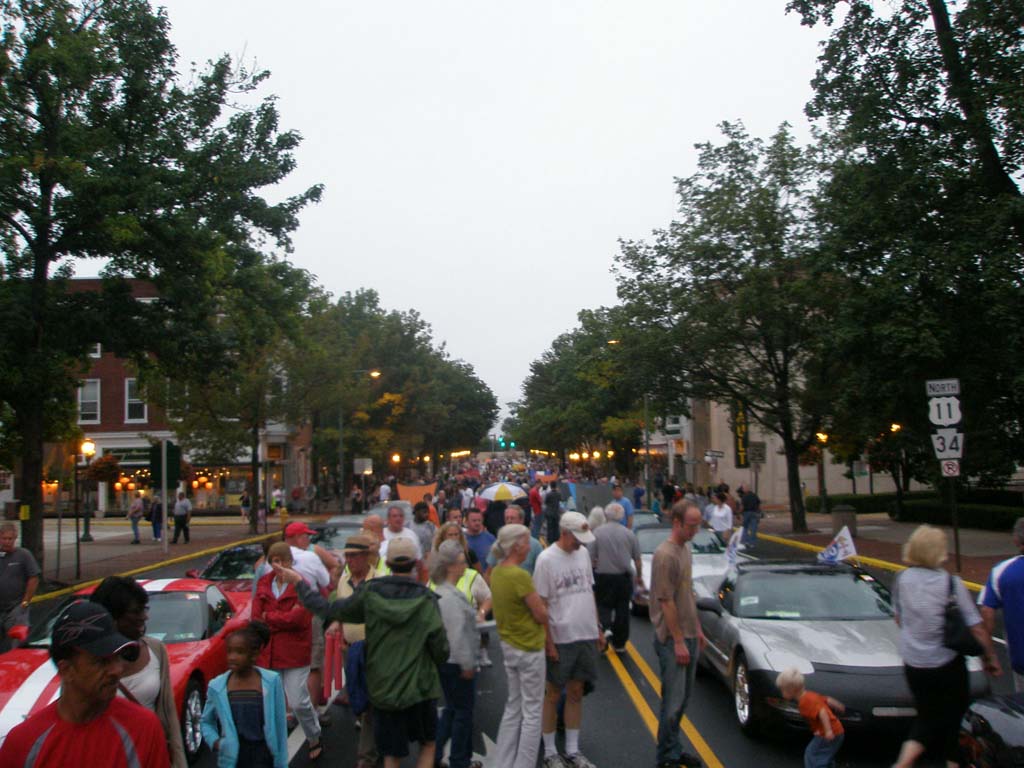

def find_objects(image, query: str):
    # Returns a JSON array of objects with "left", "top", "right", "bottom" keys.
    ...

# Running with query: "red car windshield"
[{"left": 28, "top": 592, "right": 206, "bottom": 646}]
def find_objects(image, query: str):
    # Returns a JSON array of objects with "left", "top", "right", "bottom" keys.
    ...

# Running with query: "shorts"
[
  {"left": 373, "top": 699, "right": 438, "bottom": 757},
  {"left": 546, "top": 640, "right": 598, "bottom": 688},
  {"left": 309, "top": 615, "right": 325, "bottom": 671}
]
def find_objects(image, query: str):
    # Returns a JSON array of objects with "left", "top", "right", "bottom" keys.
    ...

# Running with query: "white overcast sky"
[{"left": 154, "top": 1, "right": 826, "bottom": 418}]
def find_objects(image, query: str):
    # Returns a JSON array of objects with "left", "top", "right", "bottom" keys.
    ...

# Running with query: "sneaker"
[
  {"left": 566, "top": 753, "right": 597, "bottom": 768},
  {"left": 477, "top": 646, "right": 492, "bottom": 668},
  {"left": 613, "top": 645, "right": 628, "bottom": 654},
  {"left": 542, "top": 756, "right": 570, "bottom": 768},
  {"left": 678, "top": 752, "right": 703, "bottom": 768}
]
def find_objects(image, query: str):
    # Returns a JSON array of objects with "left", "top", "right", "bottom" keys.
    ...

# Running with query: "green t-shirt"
[{"left": 491, "top": 564, "right": 545, "bottom": 652}]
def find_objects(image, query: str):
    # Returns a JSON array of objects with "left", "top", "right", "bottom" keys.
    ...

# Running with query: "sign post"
[{"left": 926, "top": 379, "right": 963, "bottom": 571}]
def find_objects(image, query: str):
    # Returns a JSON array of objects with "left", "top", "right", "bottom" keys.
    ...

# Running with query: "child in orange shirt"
[{"left": 777, "top": 668, "right": 845, "bottom": 768}]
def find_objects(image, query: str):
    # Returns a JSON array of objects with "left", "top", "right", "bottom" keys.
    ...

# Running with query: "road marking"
[
  {"left": 757, "top": 532, "right": 985, "bottom": 591},
  {"left": 606, "top": 646, "right": 660, "bottom": 739},
  {"left": 31, "top": 531, "right": 281, "bottom": 604},
  {"left": 623, "top": 643, "right": 724, "bottom": 768},
  {"left": 286, "top": 723, "right": 307, "bottom": 760}
]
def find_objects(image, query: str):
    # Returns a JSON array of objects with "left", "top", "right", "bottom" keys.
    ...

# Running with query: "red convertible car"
[{"left": 0, "top": 578, "right": 252, "bottom": 763}]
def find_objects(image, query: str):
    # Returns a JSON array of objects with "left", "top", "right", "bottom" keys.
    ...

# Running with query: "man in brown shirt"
[{"left": 649, "top": 501, "right": 706, "bottom": 768}]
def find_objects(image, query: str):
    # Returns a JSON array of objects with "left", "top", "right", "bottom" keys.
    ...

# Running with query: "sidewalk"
[
  {"left": 758, "top": 510, "right": 1019, "bottom": 585},
  {"left": 31, "top": 514, "right": 328, "bottom": 597}
]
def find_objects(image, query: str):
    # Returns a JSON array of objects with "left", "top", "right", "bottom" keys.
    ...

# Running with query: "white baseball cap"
[{"left": 559, "top": 511, "right": 596, "bottom": 544}]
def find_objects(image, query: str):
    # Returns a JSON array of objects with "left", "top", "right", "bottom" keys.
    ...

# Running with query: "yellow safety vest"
[{"left": 428, "top": 568, "right": 477, "bottom": 603}]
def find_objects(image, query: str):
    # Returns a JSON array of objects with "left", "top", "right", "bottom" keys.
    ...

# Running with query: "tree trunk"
[
  {"left": 17, "top": 405, "right": 46, "bottom": 569},
  {"left": 249, "top": 424, "right": 260, "bottom": 535},
  {"left": 783, "top": 438, "right": 808, "bottom": 532},
  {"left": 891, "top": 461, "right": 905, "bottom": 520}
]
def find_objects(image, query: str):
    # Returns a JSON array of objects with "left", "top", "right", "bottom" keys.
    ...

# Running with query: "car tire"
[
  {"left": 182, "top": 677, "right": 205, "bottom": 764},
  {"left": 732, "top": 653, "right": 761, "bottom": 736}
]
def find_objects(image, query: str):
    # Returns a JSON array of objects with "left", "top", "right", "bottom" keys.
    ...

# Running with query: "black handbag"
[{"left": 943, "top": 573, "right": 984, "bottom": 656}]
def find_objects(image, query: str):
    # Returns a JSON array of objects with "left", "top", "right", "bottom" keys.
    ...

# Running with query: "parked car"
[
  {"left": 959, "top": 693, "right": 1024, "bottom": 767},
  {"left": 694, "top": 560, "right": 990, "bottom": 735},
  {"left": 631, "top": 512, "right": 660, "bottom": 529},
  {"left": 185, "top": 543, "right": 264, "bottom": 592},
  {"left": 630, "top": 524, "right": 736, "bottom": 615},
  {"left": 0, "top": 578, "right": 250, "bottom": 763}
]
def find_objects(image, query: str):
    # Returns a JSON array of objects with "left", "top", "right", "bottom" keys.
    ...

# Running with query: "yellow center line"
[
  {"left": 605, "top": 646, "right": 660, "bottom": 739},
  {"left": 623, "top": 642, "right": 724, "bottom": 768}
]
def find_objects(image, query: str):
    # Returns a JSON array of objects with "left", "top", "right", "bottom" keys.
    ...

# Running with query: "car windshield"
[
  {"left": 202, "top": 547, "right": 261, "bottom": 579},
  {"left": 635, "top": 527, "right": 723, "bottom": 555},
  {"left": 314, "top": 526, "right": 361, "bottom": 550},
  {"left": 734, "top": 570, "right": 894, "bottom": 620},
  {"left": 28, "top": 592, "right": 208, "bottom": 647},
  {"left": 632, "top": 513, "right": 659, "bottom": 529}
]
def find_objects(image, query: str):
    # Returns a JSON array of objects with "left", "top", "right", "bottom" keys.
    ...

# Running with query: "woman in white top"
[
  {"left": 91, "top": 576, "right": 187, "bottom": 768},
  {"left": 891, "top": 525, "right": 1000, "bottom": 768},
  {"left": 704, "top": 492, "right": 734, "bottom": 543}
]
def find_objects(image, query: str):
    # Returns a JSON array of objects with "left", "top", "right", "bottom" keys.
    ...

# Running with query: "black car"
[{"left": 960, "top": 693, "right": 1024, "bottom": 767}]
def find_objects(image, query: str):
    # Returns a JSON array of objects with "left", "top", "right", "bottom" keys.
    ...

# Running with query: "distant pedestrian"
[
  {"left": 0, "top": 522, "right": 39, "bottom": 654},
  {"left": 491, "top": 524, "right": 548, "bottom": 768},
  {"left": 0, "top": 601, "right": 169, "bottom": 767},
  {"left": 738, "top": 485, "right": 761, "bottom": 548},
  {"left": 90, "top": 576, "right": 187, "bottom": 768},
  {"left": 979, "top": 516, "right": 1024, "bottom": 692},
  {"left": 129, "top": 492, "right": 145, "bottom": 544},
  {"left": 272, "top": 486, "right": 284, "bottom": 514},
  {"left": 704, "top": 492, "right": 732, "bottom": 544},
  {"left": 378, "top": 481, "right": 392, "bottom": 503},
  {"left": 610, "top": 484, "right": 634, "bottom": 529},
  {"left": 381, "top": 504, "right": 423, "bottom": 563},
  {"left": 251, "top": 543, "right": 322, "bottom": 760},
  {"left": 486, "top": 506, "right": 543, "bottom": 576},
  {"left": 239, "top": 492, "right": 251, "bottom": 521},
  {"left": 590, "top": 503, "right": 643, "bottom": 653},
  {"left": 776, "top": 668, "right": 845, "bottom": 768},
  {"left": 280, "top": 537, "right": 449, "bottom": 768},
  {"left": 171, "top": 491, "right": 191, "bottom": 544},
  {"left": 650, "top": 501, "right": 706, "bottom": 768},
  {"left": 412, "top": 502, "right": 438, "bottom": 556},
  {"left": 200, "top": 621, "right": 289, "bottom": 768},
  {"left": 464, "top": 509, "right": 495, "bottom": 567},
  {"left": 533, "top": 512, "right": 603, "bottom": 768},
  {"left": 586, "top": 506, "right": 606, "bottom": 532},
  {"left": 633, "top": 485, "right": 645, "bottom": 511},
  {"left": 892, "top": 524, "right": 1001, "bottom": 768},
  {"left": 150, "top": 494, "right": 164, "bottom": 542},
  {"left": 543, "top": 483, "right": 562, "bottom": 545},
  {"left": 430, "top": 541, "right": 481, "bottom": 768}
]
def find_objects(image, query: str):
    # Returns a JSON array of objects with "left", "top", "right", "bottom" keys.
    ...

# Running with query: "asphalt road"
[{"left": 25, "top": 539, "right": 1015, "bottom": 768}]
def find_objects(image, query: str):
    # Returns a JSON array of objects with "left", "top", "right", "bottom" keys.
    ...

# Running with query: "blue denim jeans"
[
  {"left": 741, "top": 511, "right": 760, "bottom": 545},
  {"left": 654, "top": 636, "right": 698, "bottom": 764},
  {"left": 436, "top": 662, "right": 476, "bottom": 768},
  {"left": 129, "top": 517, "right": 141, "bottom": 542},
  {"left": 804, "top": 732, "right": 843, "bottom": 768}
]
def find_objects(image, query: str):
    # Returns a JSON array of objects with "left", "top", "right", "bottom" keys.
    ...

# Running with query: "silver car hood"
[
  {"left": 640, "top": 553, "right": 731, "bottom": 585},
  {"left": 743, "top": 618, "right": 901, "bottom": 668}
]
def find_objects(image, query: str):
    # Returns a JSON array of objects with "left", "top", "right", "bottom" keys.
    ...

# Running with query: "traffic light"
[
  {"left": 510, "top": 441, "right": 516, "bottom": 448},
  {"left": 498, "top": 435, "right": 507, "bottom": 448}
]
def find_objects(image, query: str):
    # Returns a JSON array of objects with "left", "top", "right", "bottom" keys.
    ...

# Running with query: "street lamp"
[
  {"left": 78, "top": 439, "right": 97, "bottom": 544},
  {"left": 816, "top": 432, "right": 829, "bottom": 514}
]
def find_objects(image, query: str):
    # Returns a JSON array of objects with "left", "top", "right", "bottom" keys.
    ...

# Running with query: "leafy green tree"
[
  {"left": 789, "top": 0, "right": 1024, "bottom": 487},
  {"left": 0, "top": 0, "right": 320, "bottom": 562},
  {"left": 616, "top": 122, "right": 835, "bottom": 532}
]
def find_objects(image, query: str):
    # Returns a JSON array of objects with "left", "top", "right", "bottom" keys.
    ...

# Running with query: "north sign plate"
[{"left": 926, "top": 378, "right": 961, "bottom": 397}]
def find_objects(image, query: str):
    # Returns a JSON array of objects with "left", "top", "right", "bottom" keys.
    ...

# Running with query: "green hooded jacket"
[{"left": 298, "top": 575, "right": 449, "bottom": 711}]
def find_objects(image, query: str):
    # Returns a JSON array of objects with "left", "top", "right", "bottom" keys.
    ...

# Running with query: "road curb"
[
  {"left": 31, "top": 531, "right": 280, "bottom": 604},
  {"left": 757, "top": 532, "right": 985, "bottom": 592}
]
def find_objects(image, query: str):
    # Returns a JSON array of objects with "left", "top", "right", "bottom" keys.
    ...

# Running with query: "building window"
[
  {"left": 79, "top": 380, "right": 100, "bottom": 424},
  {"left": 125, "top": 378, "right": 147, "bottom": 423},
  {"left": 88, "top": 343, "right": 101, "bottom": 358}
]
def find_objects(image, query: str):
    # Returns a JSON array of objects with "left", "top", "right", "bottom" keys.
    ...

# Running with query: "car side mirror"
[
  {"left": 185, "top": 568, "right": 200, "bottom": 578},
  {"left": 696, "top": 596, "right": 723, "bottom": 616}
]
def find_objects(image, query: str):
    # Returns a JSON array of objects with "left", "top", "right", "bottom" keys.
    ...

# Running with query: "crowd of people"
[{"left": 0, "top": 469, "right": 1022, "bottom": 768}]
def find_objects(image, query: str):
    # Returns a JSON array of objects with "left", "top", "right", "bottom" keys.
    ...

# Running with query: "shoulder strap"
[{"left": 118, "top": 681, "right": 141, "bottom": 705}]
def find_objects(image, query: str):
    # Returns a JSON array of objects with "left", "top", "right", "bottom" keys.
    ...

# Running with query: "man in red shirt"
[{"left": 0, "top": 601, "right": 169, "bottom": 768}]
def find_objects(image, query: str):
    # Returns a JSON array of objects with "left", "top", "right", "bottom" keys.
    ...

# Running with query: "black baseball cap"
[{"left": 51, "top": 601, "right": 139, "bottom": 661}]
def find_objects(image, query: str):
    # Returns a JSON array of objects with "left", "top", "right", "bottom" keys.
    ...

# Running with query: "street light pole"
[
  {"left": 79, "top": 440, "right": 96, "bottom": 543},
  {"left": 816, "top": 432, "right": 829, "bottom": 514},
  {"left": 643, "top": 393, "right": 652, "bottom": 507},
  {"left": 339, "top": 369, "right": 380, "bottom": 514}
]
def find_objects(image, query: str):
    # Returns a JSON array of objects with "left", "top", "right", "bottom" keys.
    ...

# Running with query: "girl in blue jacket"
[{"left": 200, "top": 621, "right": 291, "bottom": 767}]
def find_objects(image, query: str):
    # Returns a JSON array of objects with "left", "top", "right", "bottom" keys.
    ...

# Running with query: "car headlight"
[{"left": 764, "top": 651, "right": 814, "bottom": 675}]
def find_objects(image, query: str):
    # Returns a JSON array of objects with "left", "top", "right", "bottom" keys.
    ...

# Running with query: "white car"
[{"left": 631, "top": 524, "right": 737, "bottom": 615}]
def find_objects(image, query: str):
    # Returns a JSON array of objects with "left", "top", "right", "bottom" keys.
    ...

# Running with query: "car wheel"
[
  {"left": 732, "top": 653, "right": 760, "bottom": 735},
  {"left": 182, "top": 677, "right": 205, "bottom": 764}
]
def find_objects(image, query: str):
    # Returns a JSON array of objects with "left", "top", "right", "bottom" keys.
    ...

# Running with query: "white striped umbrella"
[{"left": 478, "top": 482, "right": 527, "bottom": 502}]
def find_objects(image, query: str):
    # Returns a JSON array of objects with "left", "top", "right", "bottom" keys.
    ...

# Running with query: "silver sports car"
[
  {"left": 694, "top": 560, "right": 990, "bottom": 734},
  {"left": 631, "top": 524, "right": 735, "bottom": 615}
]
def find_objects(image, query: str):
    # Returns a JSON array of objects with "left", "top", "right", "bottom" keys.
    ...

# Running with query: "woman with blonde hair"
[
  {"left": 433, "top": 521, "right": 481, "bottom": 572},
  {"left": 586, "top": 505, "right": 606, "bottom": 531},
  {"left": 891, "top": 524, "right": 1001, "bottom": 768},
  {"left": 490, "top": 524, "right": 548, "bottom": 768}
]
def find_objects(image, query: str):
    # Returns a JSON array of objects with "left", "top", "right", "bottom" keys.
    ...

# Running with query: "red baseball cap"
[{"left": 285, "top": 522, "right": 317, "bottom": 537}]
